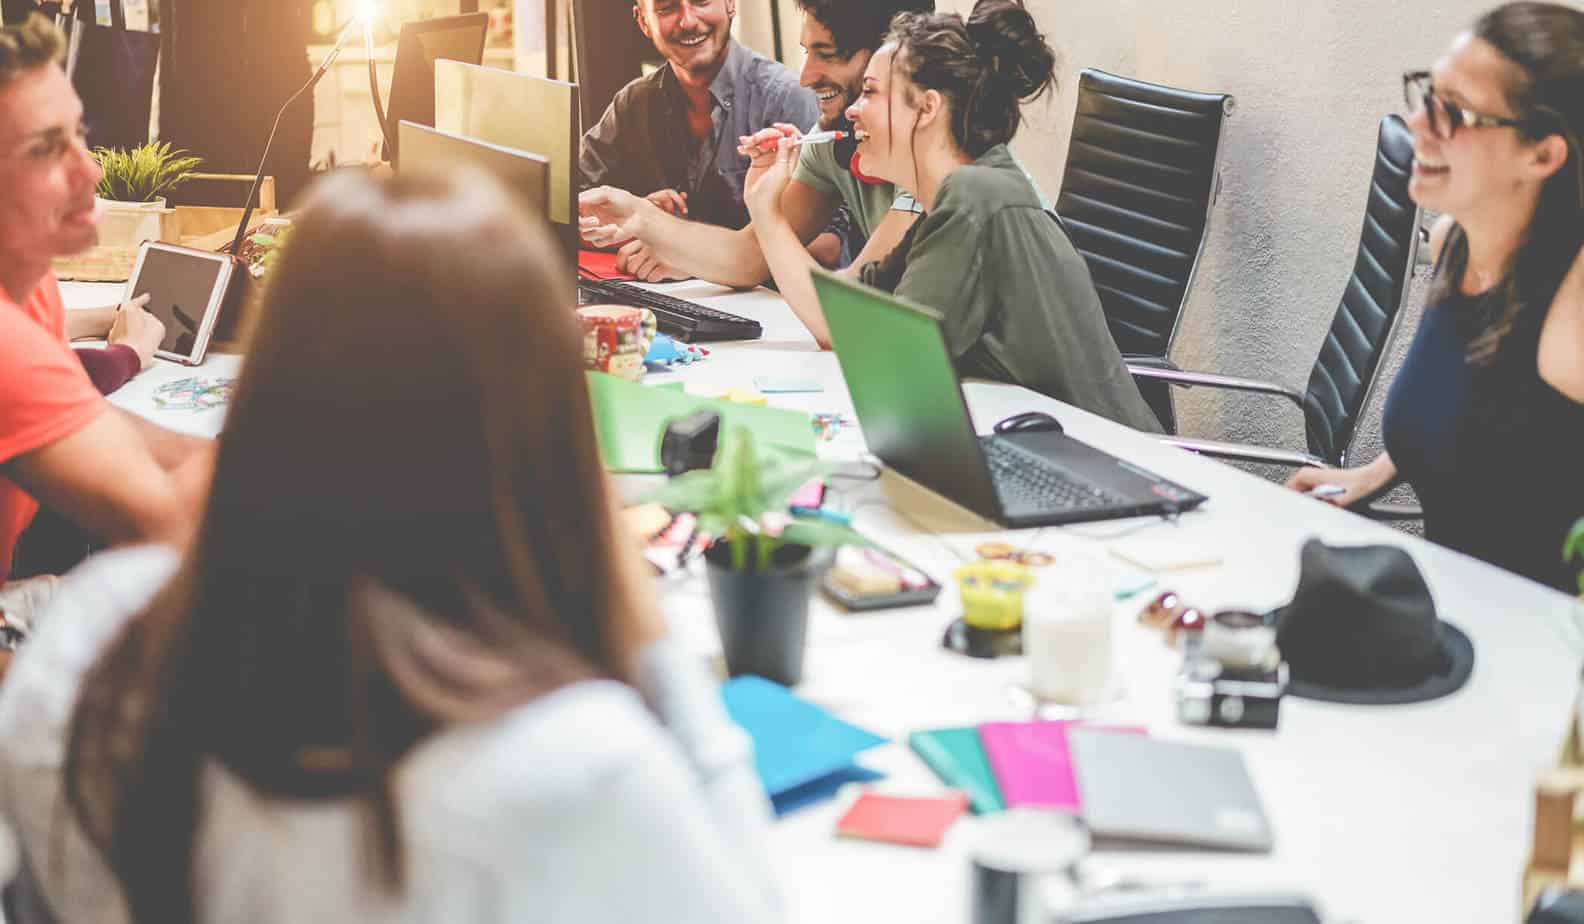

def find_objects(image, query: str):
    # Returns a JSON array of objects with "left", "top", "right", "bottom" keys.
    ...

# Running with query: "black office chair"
[
  {"left": 1128, "top": 115, "right": 1424, "bottom": 517},
  {"left": 1055, "top": 69, "right": 1235, "bottom": 433}
]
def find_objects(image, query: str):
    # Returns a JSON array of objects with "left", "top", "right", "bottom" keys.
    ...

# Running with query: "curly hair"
[
  {"left": 793, "top": 0, "right": 935, "bottom": 59},
  {"left": 886, "top": 0, "right": 1057, "bottom": 158}
]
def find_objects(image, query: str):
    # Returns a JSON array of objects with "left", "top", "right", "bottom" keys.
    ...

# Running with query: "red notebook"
[
  {"left": 578, "top": 249, "right": 636, "bottom": 281},
  {"left": 836, "top": 791, "right": 970, "bottom": 848},
  {"left": 978, "top": 721, "right": 1145, "bottom": 813}
]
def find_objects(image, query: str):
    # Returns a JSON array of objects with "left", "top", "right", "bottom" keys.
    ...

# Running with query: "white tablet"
[{"left": 124, "top": 241, "right": 237, "bottom": 366}]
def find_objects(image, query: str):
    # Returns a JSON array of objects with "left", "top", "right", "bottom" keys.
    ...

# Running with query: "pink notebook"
[{"left": 978, "top": 721, "right": 1145, "bottom": 813}]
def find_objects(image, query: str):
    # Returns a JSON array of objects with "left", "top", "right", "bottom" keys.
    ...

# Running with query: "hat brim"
[{"left": 1280, "top": 616, "right": 1475, "bottom": 706}]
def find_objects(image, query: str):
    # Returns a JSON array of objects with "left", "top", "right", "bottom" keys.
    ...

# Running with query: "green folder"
[
  {"left": 586, "top": 371, "right": 816, "bottom": 473},
  {"left": 908, "top": 727, "right": 1005, "bottom": 814}
]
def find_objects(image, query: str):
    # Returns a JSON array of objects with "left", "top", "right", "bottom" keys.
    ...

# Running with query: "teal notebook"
[{"left": 908, "top": 727, "right": 1005, "bottom": 814}]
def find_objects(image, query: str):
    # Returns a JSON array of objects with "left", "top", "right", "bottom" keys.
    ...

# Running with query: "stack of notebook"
[
  {"left": 909, "top": 719, "right": 1140, "bottom": 816},
  {"left": 909, "top": 720, "right": 1274, "bottom": 851}
]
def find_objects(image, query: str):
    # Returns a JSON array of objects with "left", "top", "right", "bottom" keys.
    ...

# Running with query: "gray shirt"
[
  {"left": 861, "top": 145, "right": 1161, "bottom": 433},
  {"left": 579, "top": 39, "right": 819, "bottom": 230}
]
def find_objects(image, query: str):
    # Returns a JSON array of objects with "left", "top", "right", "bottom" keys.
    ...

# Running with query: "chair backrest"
[
  {"left": 1302, "top": 114, "right": 1422, "bottom": 466},
  {"left": 1056, "top": 69, "right": 1232, "bottom": 360}
]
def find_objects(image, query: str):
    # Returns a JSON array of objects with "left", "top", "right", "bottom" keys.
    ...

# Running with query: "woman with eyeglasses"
[
  {"left": 0, "top": 169, "right": 780, "bottom": 924},
  {"left": 1289, "top": 1, "right": 1584, "bottom": 593}
]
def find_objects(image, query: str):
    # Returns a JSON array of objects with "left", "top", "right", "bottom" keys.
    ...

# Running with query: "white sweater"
[{"left": 0, "top": 546, "right": 781, "bottom": 924}]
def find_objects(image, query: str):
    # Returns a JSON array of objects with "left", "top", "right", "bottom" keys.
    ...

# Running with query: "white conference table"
[{"left": 66, "top": 278, "right": 1584, "bottom": 924}]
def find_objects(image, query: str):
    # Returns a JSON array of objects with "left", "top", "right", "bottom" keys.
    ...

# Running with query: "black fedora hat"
[{"left": 1273, "top": 540, "right": 1474, "bottom": 705}]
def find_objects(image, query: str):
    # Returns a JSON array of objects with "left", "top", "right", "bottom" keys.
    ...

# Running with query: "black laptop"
[{"left": 812, "top": 268, "right": 1207, "bottom": 527}]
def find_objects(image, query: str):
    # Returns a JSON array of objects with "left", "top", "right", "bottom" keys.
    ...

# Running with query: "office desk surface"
[{"left": 68, "top": 278, "right": 1584, "bottom": 924}]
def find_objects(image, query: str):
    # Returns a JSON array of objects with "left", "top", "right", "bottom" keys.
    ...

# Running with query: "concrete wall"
[{"left": 737, "top": 0, "right": 1550, "bottom": 466}]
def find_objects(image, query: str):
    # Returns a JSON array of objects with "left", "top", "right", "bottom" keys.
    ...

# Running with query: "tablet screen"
[{"left": 128, "top": 246, "right": 227, "bottom": 359}]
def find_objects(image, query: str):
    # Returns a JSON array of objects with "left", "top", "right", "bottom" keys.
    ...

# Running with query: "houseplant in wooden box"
[{"left": 55, "top": 143, "right": 202, "bottom": 281}]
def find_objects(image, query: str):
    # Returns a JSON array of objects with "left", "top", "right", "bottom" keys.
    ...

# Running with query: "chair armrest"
[
  {"left": 1160, "top": 436, "right": 1325, "bottom": 469},
  {"left": 1121, "top": 355, "right": 1181, "bottom": 372},
  {"left": 1126, "top": 364, "right": 1306, "bottom": 412},
  {"left": 1363, "top": 500, "right": 1423, "bottom": 520}
]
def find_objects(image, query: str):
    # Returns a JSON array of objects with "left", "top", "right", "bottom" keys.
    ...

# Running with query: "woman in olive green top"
[{"left": 745, "top": 0, "right": 1159, "bottom": 433}]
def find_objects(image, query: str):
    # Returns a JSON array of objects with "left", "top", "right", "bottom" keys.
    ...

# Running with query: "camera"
[{"left": 1175, "top": 658, "right": 1287, "bottom": 730}]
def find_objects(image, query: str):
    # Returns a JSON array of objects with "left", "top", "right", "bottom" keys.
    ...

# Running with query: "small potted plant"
[
  {"left": 94, "top": 141, "right": 204, "bottom": 208},
  {"left": 645, "top": 427, "right": 868, "bottom": 685},
  {"left": 55, "top": 143, "right": 205, "bottom": 281}
]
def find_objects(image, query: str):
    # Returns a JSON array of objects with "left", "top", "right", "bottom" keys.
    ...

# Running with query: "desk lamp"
[{"left": 229, "top": 0, "right": 384, "bottom": 255}]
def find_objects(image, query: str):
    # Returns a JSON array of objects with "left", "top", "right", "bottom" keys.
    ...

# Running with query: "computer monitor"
[
  {"left": 385, "top": 12, "right": 490, "bottom": 164},
  {"left": 434, "top": 60, "right": 580, "bottom": 259},
  {"left": 570, "top": 0, "right": 658, "bottom": 132},
  {"left": 398, "top": 121, "right": 550, "bottom": 218}
]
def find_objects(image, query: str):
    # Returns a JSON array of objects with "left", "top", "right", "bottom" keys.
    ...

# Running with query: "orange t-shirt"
[{"left": 0, "top": 274, "right": 106, "bottom": 581}]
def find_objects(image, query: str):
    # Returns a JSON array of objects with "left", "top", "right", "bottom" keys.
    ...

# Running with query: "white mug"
[{"left": 1023, "top": 573, "right": 1114, "bottom": 705}]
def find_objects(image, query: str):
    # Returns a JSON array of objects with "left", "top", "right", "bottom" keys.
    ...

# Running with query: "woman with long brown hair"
[
  {"left": 1289, "top": 2, "right": 1584, "bottom": 592},
  {"left": 0, "top": 168, "right": 780, "bottom": 923}
]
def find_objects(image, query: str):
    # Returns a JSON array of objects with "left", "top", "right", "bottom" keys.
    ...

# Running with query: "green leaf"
[
  {"left": 1565, "top": 518, "right": 1584, "bottom": 563},
  {"left": 93, "top": 142, "right": 204, "bottom": 203},
  {"left": 778, "top": 518, "right": 873, "bottom": 552}
]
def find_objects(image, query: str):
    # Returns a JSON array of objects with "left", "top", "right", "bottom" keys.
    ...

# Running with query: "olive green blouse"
[{"left": 860, "top": 145, "right": 1161, "bottom": 433}]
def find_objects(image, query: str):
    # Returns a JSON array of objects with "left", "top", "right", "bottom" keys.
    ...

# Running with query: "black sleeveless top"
[{"left": 1382, "top": 284, "right": 1584, "bottom": 592}]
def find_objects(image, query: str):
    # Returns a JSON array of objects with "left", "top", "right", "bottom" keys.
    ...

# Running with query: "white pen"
[
  {"left": 1307, "top": 484, "right": 1346, "bottom": 499},
  {"left": 792, "top": 130, "right": 850, "bottom": 146}
]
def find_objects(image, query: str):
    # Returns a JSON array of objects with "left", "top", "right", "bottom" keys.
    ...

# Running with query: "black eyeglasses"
[{"left": 1402, "top": 71, "right": 1531, "bottom": 140}]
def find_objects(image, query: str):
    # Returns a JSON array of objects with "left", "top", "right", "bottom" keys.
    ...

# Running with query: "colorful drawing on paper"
[{"left": 153, "top": 377, "right": 236, "bottom": 413}]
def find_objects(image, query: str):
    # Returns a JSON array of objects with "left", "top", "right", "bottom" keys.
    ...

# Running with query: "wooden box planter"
[{"left": 53, "top": 174, "right": 276, "bottom": 282}]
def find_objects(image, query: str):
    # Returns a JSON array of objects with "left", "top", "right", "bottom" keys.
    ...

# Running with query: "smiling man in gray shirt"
[{"left": 579, "top": 0, "right": 821, "bottom": 234}]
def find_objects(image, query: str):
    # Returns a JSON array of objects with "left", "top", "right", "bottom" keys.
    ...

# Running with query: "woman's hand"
[
  {"left": 743, "top": 135, "right": 798, "bottom": 224},
  {"left": 1285, "top": 459, "right": 1394, "bottom": 508}
]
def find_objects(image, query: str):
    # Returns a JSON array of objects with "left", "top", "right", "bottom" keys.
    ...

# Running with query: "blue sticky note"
[
  {"left": 722, "top": 675, "right": 887, "bottom": 813},
  {"left": 753, "top": 375, "right": 825, "bottom": 394}
]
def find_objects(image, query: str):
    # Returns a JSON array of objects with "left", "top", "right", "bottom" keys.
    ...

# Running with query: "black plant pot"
[{"left": 705, "top": 541, "right": 817, "bottom": 686}]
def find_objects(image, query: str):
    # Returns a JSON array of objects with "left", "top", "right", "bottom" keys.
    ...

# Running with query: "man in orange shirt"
[{"left": 0, "top": 14, "right": 209, "bottom": 597}]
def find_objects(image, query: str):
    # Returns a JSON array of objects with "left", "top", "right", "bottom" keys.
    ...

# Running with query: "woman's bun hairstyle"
[
  {"left": 967, "top": 0, "right": 1057, "bottom": 102},
  {"left": 886, "top": 0, "right": 1057, "bottom": 157}
]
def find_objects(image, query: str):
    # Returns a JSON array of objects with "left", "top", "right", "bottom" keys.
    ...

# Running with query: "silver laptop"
[{"left": 1070, "top": 729, "right": 1274, "bottom": 852}]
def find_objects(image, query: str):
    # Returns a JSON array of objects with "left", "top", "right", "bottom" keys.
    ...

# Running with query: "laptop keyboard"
[{"left": 981, "top": 438, "right": 1124, "bottom": 512}]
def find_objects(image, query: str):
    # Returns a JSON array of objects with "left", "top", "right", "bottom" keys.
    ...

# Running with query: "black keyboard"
[
  {"left": 577, "top": 278, "right": 763, "bottom": 343},
  {"left": 981, "top": 438, "right": 1123, "bottom": 512}
]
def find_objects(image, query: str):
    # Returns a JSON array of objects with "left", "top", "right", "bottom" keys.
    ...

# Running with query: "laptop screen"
[{"left": 811, "top": 268, "right": 1003, "bottom": 521}]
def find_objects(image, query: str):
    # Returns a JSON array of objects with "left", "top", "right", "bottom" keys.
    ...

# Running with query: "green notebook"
[
  {"left": 908, "top": 727, "right": 1005, "bottom": 814},
  {"left": 586, "top": 372, "right": 816, "bottom": 473}
]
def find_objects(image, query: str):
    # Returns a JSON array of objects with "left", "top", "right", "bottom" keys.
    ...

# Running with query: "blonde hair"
[{"left": 0, "top": 13, "right": 64, "bottom": 87}]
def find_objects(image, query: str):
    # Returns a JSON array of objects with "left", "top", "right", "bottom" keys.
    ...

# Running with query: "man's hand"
[
  {"left": 617, "top": 239, "right": 690, "bottom": 283},
  {"left": 579, "top": 186, "right": 648, "bottom": 249},
  {"left": 107, "top": 294, "right": 165, "bottom": 370},
  {"left": 644, "top": 188, "right": 689, "bottom": 218}
]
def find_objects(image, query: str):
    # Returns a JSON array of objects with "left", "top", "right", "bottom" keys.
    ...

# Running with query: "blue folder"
[{"left": 721, "top": 676, "right": 887, "bottom": 815}]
